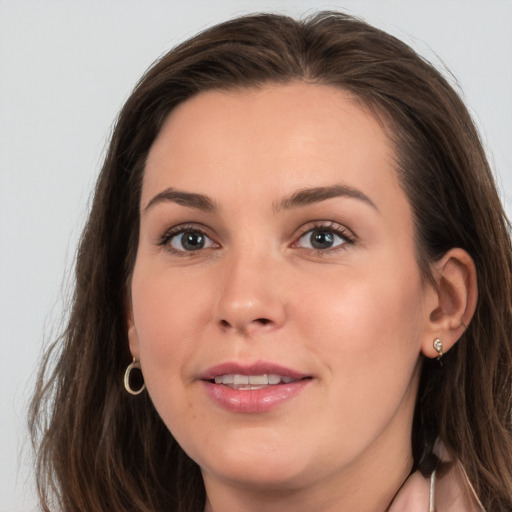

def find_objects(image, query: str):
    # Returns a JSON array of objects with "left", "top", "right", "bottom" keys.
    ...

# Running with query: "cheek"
[
  {"left": 132, "top": 260, "right": 211, "bottom": 339},
  {"left": 129, "top": 265, "right": 212, "bottom": 400},
  {"left": 303, "top": 249, "right": 425, "bottom": 346},
  {"left": 316, "top": 271, "right": 423, "bottom": 366},
  {"left": 298, "top": 263, "right": 425, "bottom": 415}
]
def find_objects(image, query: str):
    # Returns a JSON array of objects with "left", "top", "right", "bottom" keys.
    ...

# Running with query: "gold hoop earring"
[
  {"left": 433, "top": 338, "right": 444, "bottom": 361},
  {"left": 124, "top": 358, "right": 146, "bottom": 395}
]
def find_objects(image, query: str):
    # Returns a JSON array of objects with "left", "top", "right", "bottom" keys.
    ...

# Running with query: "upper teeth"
[{"left": 214, "top": 374, "right": 295, "bottom": 385}]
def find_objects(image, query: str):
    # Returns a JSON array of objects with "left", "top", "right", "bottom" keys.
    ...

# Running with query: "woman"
[{"left": 30, "top": 11, "right": 512, "bottom": 511}]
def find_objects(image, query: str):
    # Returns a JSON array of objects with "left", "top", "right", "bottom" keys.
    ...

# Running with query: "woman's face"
[{"left": 128, "top": 83, "right": 434, "bottom": 498}]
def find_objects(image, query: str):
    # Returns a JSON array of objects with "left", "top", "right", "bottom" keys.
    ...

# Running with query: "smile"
[
  {"left": 213, "top": 374, "right": 297, "bottom": 389},
  {"left": 200, "top": 362, "right": 312, "bottom": 413}
]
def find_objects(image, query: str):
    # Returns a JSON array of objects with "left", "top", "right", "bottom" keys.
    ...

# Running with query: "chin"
[
  {"left": 204, "top": 463, "right": 310, "bottom": 493},
  {"left": 195, "top": 440, "right": 315, "bottom": 491}
]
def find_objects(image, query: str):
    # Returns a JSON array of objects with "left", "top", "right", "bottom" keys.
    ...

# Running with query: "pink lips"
[{"left": 199, "top": 361, "right": 312, "bottom": 413}]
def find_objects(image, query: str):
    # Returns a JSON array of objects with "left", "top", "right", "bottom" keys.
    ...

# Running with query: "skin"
[{"left": 127, "top": 83, "right": 476, "bottom": 511}]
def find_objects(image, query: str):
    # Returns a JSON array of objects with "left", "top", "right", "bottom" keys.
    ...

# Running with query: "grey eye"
[
  {"left": 298, "top": 229, "right": 346, "bottom": 250},
  {"left": 170, "top": 231, "right": 213, "bottom": 251}
]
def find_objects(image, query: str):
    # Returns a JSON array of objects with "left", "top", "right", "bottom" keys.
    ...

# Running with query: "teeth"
[
  {"left": 234, "top": 375, "right": 249, "bottom": 385},
  {"left": 248, "top": 375, "right": 268, "bottom": 385},
  {"left": 215, "top": 374, "right": 234, "bottom": 384},
  {"left": 214, "top": 373, "right": 296, "bottom": 387},
  {"left": 268, "top": 374, "right": 281, "bottom": 385}
]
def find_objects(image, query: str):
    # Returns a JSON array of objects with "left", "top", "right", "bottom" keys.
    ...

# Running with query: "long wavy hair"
[{"left": 30, "top": 11, "right": 512, "bottom": 511}]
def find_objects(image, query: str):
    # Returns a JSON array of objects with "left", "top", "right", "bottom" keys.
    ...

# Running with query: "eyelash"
[
  {"left": 157, "top": 221, "right": 355, "bottom": 257},
  {"left": 157, "top": 224, "right": 217, "bottom": 257},
  {"left": 293, "top": 221, "right": 355, "bottom": 256}
]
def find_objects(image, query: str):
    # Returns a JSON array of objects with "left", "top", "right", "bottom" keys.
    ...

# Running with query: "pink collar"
[{"left": 389, "top": 461, "right": 485, "bottom": 512}]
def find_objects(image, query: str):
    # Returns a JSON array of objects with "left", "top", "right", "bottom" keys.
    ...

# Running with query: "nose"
[{"left": 213, "top": 250, "right": 287, "bottom": 336}]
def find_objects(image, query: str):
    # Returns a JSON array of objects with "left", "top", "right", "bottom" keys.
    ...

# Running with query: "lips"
[{"left": 199, "top": 362, "right": 312, "bottom": 413}]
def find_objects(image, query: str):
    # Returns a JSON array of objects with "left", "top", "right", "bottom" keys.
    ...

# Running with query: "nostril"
[
  {"left": 255, "top": 318, "right": 271, "bottom": 325},
  {"left": 219, "top": 317, "right": 272, "bottom": 330}
]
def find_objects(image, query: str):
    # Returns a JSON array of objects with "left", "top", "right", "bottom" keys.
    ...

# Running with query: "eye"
[
  {"left": 161, "top": 227, "right": 216, "bottom": 253},
  {"left": 295, "top": 225, "right": 352, "bottom": 251}
]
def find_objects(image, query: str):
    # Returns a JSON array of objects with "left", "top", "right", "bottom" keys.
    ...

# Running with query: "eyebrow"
[
  {"left": 144, "top": 187, "right": 217, "bottom": 213},
  {"left": 275, "top": 184, "right": 378, "bottom": 213},
  {"left": 144, "top": 183, "right": 378, "bottom": 215}
]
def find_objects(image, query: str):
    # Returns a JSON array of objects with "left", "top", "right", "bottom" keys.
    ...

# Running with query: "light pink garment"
[{"left": 389, "top": 461, "right": 485, "bottom": 511}]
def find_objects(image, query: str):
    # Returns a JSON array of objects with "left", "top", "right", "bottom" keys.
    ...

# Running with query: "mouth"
[
  {"left": 211, "top": 373, "right": 302, "bottom": 390},
  {"left": 199, "top": 362, "right": 312, "bottom": 413}
]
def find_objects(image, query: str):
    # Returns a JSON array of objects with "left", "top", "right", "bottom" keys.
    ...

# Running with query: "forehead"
[{"left": 142, "top": 82, "right": 402, "bottom": 214}]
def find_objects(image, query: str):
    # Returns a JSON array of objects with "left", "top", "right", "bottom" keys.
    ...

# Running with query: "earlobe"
[
  {"left": 421, "top": 248, "right": 478, "bottom": 359},
  {"left": 126, "top": 310, "right": 141, "bottom": 360},
  {"left": 125, "top": 287, "right": 141, "bottom": 359}
]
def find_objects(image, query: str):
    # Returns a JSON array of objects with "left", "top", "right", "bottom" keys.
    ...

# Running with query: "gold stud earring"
[{"left": 433, "top": 338, "right": 444, "bottom": 361}]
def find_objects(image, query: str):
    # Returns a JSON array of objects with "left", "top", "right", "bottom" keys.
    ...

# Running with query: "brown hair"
[{"left": 30, "top": 11, "right": 512, "bottom": 511}]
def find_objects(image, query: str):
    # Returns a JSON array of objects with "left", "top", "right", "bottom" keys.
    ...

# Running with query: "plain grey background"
[{"left": 1, "top": 1, "right": 511, "bottom": 510}]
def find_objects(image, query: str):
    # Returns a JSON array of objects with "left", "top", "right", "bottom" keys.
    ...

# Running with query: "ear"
[
  {"left": 421, "top": 248, "right": 478, "bottom": 359},
  {"left": 126, "top": 297, "right": 141, "bottom": 360}
]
